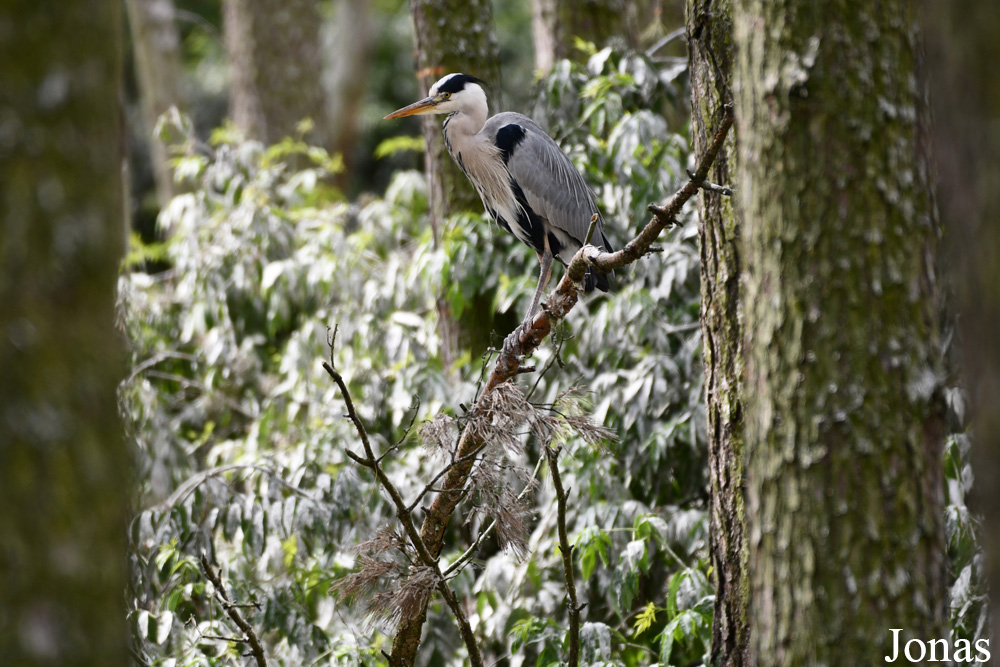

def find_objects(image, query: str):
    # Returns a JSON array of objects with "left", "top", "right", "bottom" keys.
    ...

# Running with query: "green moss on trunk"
[
  {"left": 0, "top": 1, "right": 127, "bottom": 664},
  {"left": 734, "top": 1, "right": 948, "bottom": 662},
  {"left": 687, "top": 0, "right": 750, "bottom": 665}
]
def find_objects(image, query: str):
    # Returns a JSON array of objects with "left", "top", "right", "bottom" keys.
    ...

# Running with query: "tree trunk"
[
  {"left": 125, "top": 0, "right": 184, "bottom": 209},
  {"left": 409, "top": 0, "right": 502, "bottom": 222},
  {"left": 406, "top": 0, "right": 502, "bottom": 374},
  {"left": 0, "top": 1, "right": 128, "bottom": 665},
  {"left": 223, "top": 0, "right": 328, "bottom": 146},
  {"left": 531, "top": 0, "right": 558, "bottom": 73},
  {"left": 734, "top": 1, "right": 948, "bottom": 663},
  {"left": 687, "top": 1, "right": 749, "bottom": 665},
  {"left": 323, "top": 0, "right": 375, "bottom": 190},
  {"left": 922, "top": 0, "right": 1000, "bottom": 643},
  {"left": 532, "top": 0, "right": 638, "bottom": 72}
]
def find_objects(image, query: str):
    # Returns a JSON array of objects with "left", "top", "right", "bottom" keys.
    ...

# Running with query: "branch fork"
[{"left": 326, "top": 103, "right": 736, "bottom": 667}]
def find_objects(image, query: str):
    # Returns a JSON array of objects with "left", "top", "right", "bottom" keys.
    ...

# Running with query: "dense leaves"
[
  {"left": 122, "top": 48, "right": 715, "bottom": 666},
  {"left": 121, "top": 40, "right": 984, "bottom": 667}
]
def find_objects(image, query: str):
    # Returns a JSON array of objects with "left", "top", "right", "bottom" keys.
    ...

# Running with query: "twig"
[
  {"left": 125, "top": 350, "right": 199, "bottom": 385},
  {"left": 200, "top": 633, "right": 248, "bottom": 642},
  {"left": 443, "top": 454, "right": 546, "bottom": 577},
  {"left": 323, "top": 330, "right": 485, "bottom": 667},
  {"left": 545, "top": 446, "right": 581, "bottom": 667},
  {"left": 646, "top": 26, "right": 686, "bottom": 56},
  {"left": 379, "top": 396, "right": 421, "bottom": 463},
  {"left": 322, "top": 359, "right": 438, "bottom": 567},
  {"left": 199, "top": 555, "right": 267, "bottom": 667},
  {"left": 583, "top": 213, "right": 599, "bottom": 245},
  {"left": 384, "top": 104, "right": 736, "bottom": 665},
  {"left": 687, "top": 169, "right": 734, "bottom": 196},
  {"left": 525, "top": 330, "right": 571, "bottom": 402}
]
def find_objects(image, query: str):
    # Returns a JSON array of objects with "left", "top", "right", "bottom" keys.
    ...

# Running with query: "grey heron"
[{"left": 385, "top": 73, "right": 613, "bottom": 323}]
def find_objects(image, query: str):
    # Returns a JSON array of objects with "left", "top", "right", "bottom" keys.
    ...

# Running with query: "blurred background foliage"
[{"left": 119, "top": 1, "right": 983, "bottom": 665}]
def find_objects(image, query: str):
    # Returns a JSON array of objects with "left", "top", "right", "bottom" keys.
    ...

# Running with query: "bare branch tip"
[{"left": 583, "top": 213, "right": 599, "bottom": 245}]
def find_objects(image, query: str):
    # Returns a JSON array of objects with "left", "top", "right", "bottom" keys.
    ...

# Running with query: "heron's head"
[{"left": 384, "top": 73, "right": 487, "bottom": 119}]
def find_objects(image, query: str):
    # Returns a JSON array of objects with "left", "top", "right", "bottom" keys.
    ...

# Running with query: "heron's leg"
[{"left": 525, "top": 249, "right": 554, "bottom": 324}]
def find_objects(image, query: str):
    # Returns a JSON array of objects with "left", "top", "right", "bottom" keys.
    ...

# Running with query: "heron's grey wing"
[{"left": 487, "top": 115, "right": 605, "bottom": 261}]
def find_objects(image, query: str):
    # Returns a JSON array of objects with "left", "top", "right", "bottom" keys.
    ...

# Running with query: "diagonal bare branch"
[{"left": 388, "top": 104, "right": 735, "bottom": 665}]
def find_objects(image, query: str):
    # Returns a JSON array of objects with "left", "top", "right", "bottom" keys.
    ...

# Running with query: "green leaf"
[
  {"left": 633, "top": 602, "right": 658, "bottom": 637},
  {"left": 154, "top": 611, "right": 173, "bottom": 645},
  {"left": 281, "top": 535, "right": 298, "bottom": 569},
  {"left": 575, "top": 526, "right": 612, "bottom": 580},
  {"left": 374, "top": 135, "right": 426, "bottom": 159}
]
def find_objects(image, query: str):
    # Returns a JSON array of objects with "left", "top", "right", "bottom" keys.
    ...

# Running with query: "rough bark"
[
  {"left": 531, "top": 0, "right": 559, "bottom": 74},
  {"left": 409, "top": 0, "right": 502, "bottom": 221},
  {"left": 922, "top": 0, "right": 1000, "bottom": 643},
  {"left": 124, "top": 0, "right": 184, "bottom": 209},
  {"left": 406, "top": 0, "right": 502, "bottom": 374},
  {"left": 0, "top": 1, "right": 128, "bottom": 664},
  {"left": 734, "top": 1, "right": 948, "bottom": 664},
  {"left": 222, "top": 0, "right": 327, "bottom": 146},
  {"left": 687, "top": 1, "right": 749, "bottom": 665}
]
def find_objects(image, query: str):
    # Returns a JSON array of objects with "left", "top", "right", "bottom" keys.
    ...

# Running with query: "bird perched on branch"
[{"left": 385, "top": 73, "right": 613, "bottom": 323}]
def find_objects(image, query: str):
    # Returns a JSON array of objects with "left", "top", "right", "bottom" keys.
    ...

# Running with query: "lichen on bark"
[
  {"left": 687, "top": 0, "right": 751, "bottom": 665},
  {"left": 734, "top": 0, "right": 948, "bottom": 663}
]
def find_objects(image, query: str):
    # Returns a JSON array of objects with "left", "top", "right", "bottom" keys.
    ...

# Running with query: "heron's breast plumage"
[{"left": 444, "top": 114, "right": 545, "bottom": 253}]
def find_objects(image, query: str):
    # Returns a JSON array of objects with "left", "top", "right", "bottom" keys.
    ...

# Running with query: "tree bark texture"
[
  {"left": 922, "top": 0, "right": 1000, "bottom": 643},
  {"left": 0, "top": 1, "right": 128, "bottom": 665},
  {"left": 409, "top": 0, "right": 502, "bottom": 222},
  {"left": 124, "top": 0, "right": 184, "bottom": 208},
  {"left": 531, "top": 0, "right": 559, "bottom": 74},
  {"left": 734, "top": 1, "right": 948, "bottom": 664},
  {"left": 223, "top": 0, "right": 328, "bottom": 146},
  {"left": 406, "top": 0, "right": 502, "bottom": 376},
  {"left": 687, "top": 1, "right": 749, "bottom": 665}
]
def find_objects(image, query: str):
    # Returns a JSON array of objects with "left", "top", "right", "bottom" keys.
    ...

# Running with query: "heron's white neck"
[{"left": 442, "top": 83, "right": 488, "bottom": 141}]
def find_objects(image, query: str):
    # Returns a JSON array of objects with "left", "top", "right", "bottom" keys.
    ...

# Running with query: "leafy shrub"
[{"left": 122, "top": 48, "right": 713, "bottom": 666}]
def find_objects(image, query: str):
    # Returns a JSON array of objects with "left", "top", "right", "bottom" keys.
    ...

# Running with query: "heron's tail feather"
[{"left": 585, "top": 269, "right": 611, "bottom": 293}]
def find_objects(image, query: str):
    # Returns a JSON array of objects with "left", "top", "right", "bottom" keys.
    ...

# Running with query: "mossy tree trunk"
[
  {"left": 223, "top": 0, "right": 328, "bottom": 146},
  {"left": 0, "top": 1, "right": 128, "bottom": 664},
  {"left": 406, "top": 0, "right": 502, "bottom": 371},
  {"left": 734, "top": 1, "right": 948, "bottom": 663},
  {"left": 923, "top": 0, "right": 1000, "bottom": 644},
  {"left": 409, "top": 0, "right": 502, "bottom": 223},
  {"left": 686, "top": 1, "right": 749, "bottom": 665},
  {"left": 124, "top": 0, "right": 184, "bottom": 209}
]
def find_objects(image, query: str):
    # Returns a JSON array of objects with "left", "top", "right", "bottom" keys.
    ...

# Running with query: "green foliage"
[
  {"left": 122, "top": 46, "right": 715, "bottom": 666},
  {"left": 944, "top": 429, "right": 990, "bottom": 663},
  {"left": 374, "top": 134, "right": 426, "bottom": 159}
]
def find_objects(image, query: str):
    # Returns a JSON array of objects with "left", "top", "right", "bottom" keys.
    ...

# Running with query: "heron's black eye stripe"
[{"left": 437, "top": 73, "right": 485, "bottom": 95}]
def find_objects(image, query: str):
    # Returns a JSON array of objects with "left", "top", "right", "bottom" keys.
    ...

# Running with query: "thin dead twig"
[
  {"left": 322, "top": 327, "right": 485, "bottom": 667},
  {"left": 199, "top": 555, "right": 267, "bottom": 667},
  {"left": 546, "top": 446, "right": 582, "bottom": 667}
]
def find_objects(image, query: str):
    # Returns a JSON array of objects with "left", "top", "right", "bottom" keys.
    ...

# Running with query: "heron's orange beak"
[{"left": 384, "top": 96, "right": 440, "bottom": 119}]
